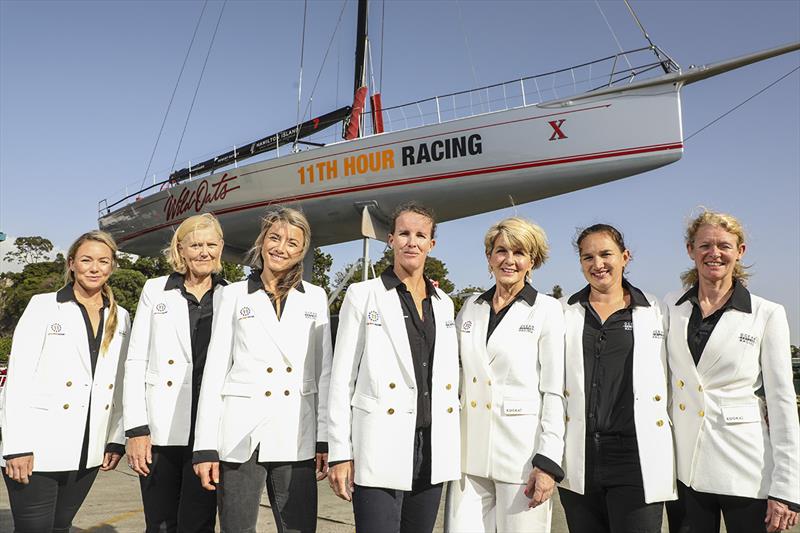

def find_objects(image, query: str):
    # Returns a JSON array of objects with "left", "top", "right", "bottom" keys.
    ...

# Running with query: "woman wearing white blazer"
[
  {"left": 1, "top": 231, "right": 130, "bottom": 533},
  {"left": 559, "top": 224, "right": 676, "bottom": 533},
  {"left": 445, "top": 217, "right": 565, "bottom": 533},
  {"left": 192, "top": 207, "right": 332, "bottom": 533},
  {"left": 123, "top": 213, "right": 227, "bottom": 532},
  {"left": 327, "top": 202, "right": 461, "bottom": 533},
  {"left": 664, "top": 210, "right": 799, "bottom": 533}
]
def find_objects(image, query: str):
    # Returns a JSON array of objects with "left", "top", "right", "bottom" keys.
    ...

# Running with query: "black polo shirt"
[
  {"left": 381, "top": 268, "right": 438, "bottom": 430},
  {"left": 568, "top": 279, "right": 650, "bottom": 438},
  {"left": 247, "top": 269, "right": 304, "bottom": 318},
  {"left": 477, "top": 283, "right": 538, "bottom": 341},
  {"left": 676, "top": 279, "right": 751, "bottom": 366}
]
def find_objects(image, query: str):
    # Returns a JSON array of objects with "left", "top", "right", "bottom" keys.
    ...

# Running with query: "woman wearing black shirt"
[{"left": 559, "top": 224, "right": 675, "bottom": 533}]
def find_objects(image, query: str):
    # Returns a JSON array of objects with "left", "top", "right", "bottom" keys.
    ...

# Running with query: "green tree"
[
  {"left": 4, "top": 236, "right": 54, "bottom": 265},
  {"left": 0, "top": 258, "right": 64, "bottom": 336},
  {"left": 109, "top": 269, "right": 148, "bottom": 318},
  {"left": 0, "top": 336, "right": 11, "bottom": 365},
  {"left": 312, "top": 248, "right": 333, "bottom": 294},
  {"left": 221, "top": 261, "right": 245, "bottom": 282},
  {"left": 132, "top": 255, "right": 172, "bottom": 278},
  {"left": 549, "top": 284, "right": 563, "bottom": 299}
]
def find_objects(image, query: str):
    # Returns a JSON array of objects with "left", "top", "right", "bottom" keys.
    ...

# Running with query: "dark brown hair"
[
  {"left": 574, "top": 223, "right": 629, "bottom": 256},
  {"left": 389, "top": 202, "right": 437, "bottom": 238}
]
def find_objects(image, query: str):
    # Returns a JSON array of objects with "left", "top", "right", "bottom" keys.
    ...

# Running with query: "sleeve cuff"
[
  {"left": 192, "top": 450, "right": 220, "bottom": 464},
  {"left": 2, "top": 452, "right": 33, "bottom": 460},
  {"left": 316, "top": 442, "right": 328, "bottom": 454},
  {"left": 532, "top": 453, "right": 565, "bottom": 482},
  {"left": 104, "top": 443, "right": 126, "bottom": 455},
  {"left": 125, "top": 425, "right": 151, "bottom": 438},
  {"left": 769, "top": 495, "right": 800, "bottom": 513}
]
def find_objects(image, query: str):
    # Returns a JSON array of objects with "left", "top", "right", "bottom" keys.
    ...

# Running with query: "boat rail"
[{"left": 98, "top": 45, "right": 678, "bottom": 216}]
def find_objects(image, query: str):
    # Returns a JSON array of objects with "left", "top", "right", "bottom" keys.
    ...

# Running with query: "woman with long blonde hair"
[
  {"left": 123, "top": 213, "right": 227, "bottom": 532},
  {"left": 1, "top": 230, "right": 130, "bottom": 532},
  {"left": 193, "top": 207, "right": 332, "bottom": 533}
]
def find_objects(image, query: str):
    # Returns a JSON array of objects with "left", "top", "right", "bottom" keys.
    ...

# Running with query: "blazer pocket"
[
  {"left": 220, "top": 382, "right": 253, "bottom": 398},
  {"left": 144, "top": 371, "right": 160, "bottom": 386},
  {"left": 301, "top": 378, "right": 318, "bottom": 396},
  {"left": 503, "top": 399, "right": 538, "bottom": 416},
  {"left": 351, "top": 392, "right": 378, "bottom": 413},
  {"left": 721, "top": 403, "right": 761, "bottom": 424},
  {"left": 29, "top": 393, "right": 52, "bottom": 411}
]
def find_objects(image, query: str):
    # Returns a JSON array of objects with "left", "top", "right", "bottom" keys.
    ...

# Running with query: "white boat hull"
[{"left": 99, "top": 82, "right": 683, "bottom": 258}]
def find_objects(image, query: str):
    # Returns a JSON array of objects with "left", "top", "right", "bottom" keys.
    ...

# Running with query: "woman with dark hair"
[
  {"left": 559, "top": 224, "right": 675, "bottom": 533},
  {"left": 192, "top": 207, "right": 332, "bottom": 533},
  {"left": 1, "top": 230, "right": 130, "bottom": 533},
  {"left": 327, "top": 202, "right": 461, "bottom": 533},
  {"left": 123, "top": 213, "right": 227, "bottom": 532},
  {"left": 665, "top": 209, "right": 799, "bottom": 533}
]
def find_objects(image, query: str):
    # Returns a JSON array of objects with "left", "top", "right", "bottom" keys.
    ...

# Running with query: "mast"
[{"left": 344, "top": 0, "right": 369, "bottom": 140}]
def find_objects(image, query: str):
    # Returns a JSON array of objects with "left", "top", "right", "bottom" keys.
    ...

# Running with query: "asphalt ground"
[{"left": 4, "top": 465, "right": 797, "bottom": 532}]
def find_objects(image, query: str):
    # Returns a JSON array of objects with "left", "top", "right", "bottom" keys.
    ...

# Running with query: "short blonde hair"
[
  {"left": 484, "top": 217, "right": 549, "bottom": 280},
  {"left": 164, "top": 214, "right": 224, "bottom": 274},
  {"left": 64, "top": 230, "right": 119, "bottom": 355},
  {"left": 245, "top": 207, "right": 311, "bottom": 300},
  {"left": 681, "top": 208, "right": 749, "bottom": 287}
]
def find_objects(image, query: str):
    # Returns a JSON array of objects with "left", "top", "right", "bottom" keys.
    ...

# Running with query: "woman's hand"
[
  {"left": 524, "top": 467, "right": 555, "bottom": 508},
  {"left": 329, "top": 461, "right": 355, "bottom": 501},
  {"left": 4, "top": 455, "right": 34, "bottom": 484},
  {"left": 765, "top": 499, "right": 798, "bottom": 532},
  {"left": 193, "top": 461, "right": 220, "bottom": 491},
  {"left": 126, "top": 435, "right": 152, "bottom": 476},
  {"left": 315, "top": 452, "right": 329, "bottom": 481},
  {"left": 101, "top": 451, "right": 123, "bottom": 471}
]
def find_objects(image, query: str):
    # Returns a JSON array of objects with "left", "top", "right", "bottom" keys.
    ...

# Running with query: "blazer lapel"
[
  {"left": 277, "top": 287, "right": 304, "bottom": 366},
  {"left": 252, "top": 292, "right": 288, "bottom": 359},
  {"left": 376, "top": 287, "right": 416, "bottom": 385},
  {"left": 169, "top": 289, "right": 192, "bottom": 362},
  {"left": 696, "top": 310, "right": 737, "bottom": 376},
  {"left": 63, "top": 301, "right": 92, "bottom": 376}
]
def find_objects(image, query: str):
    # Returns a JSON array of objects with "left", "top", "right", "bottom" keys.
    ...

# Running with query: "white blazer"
[
  {"left": 193, "top": 278, "right": 332, "bottom": 463},
  {"left": 457, "top": 287, "right": 565, "bottom": 484},
  {"left": 123, "top": 274, "right": 226, "bottom": 445},
  {"left": 560, "top": 289, "right": 677, "bottom": 503},
  {"left": 0, "top": 289, "right": 130, "bottom": 471},
  {"left": 666, "top": 287, "right": 800, "bottom": 505},
  {"left": 327, "top": 277, "right": 461, "bottom": 491}
]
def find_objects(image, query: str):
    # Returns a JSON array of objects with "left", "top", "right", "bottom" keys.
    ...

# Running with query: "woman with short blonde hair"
[
  {"left": 446, "top": 217, "right": 564, "bottom": 533},
  {"left": 124, "top": 213, "right": 227, "bottom": 532},
  {"left": 665, "top": 209, "right": 799, "bottom": 533},
  {"left": 2, "top": 230, "right": 130, "bottom": 532}
]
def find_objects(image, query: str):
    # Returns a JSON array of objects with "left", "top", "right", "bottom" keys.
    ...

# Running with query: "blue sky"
[{"left": 1, "top": 0, "right": 798, "bottom": 342}]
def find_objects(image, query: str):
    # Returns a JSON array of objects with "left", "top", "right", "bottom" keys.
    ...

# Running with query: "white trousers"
[{"left": 445, "top": 473, "right": 552, "bottom": 533}]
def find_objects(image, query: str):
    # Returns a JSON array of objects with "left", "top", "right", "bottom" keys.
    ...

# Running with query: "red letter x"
[{"left": 548, "top": 119, "right": 567, "bottom": 141}]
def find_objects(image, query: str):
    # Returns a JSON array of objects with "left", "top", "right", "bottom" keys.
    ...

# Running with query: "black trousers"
[
  {"left": 3, "top": 467, "right": 99, "bottom": 533},
  {"left": 559, "top": 434, "right": 663, "bottom": 533},
  {"left": 217, "top": 451, "right": 317, "bottom": 533},
  {"left": 666, "top": 481, "right": 769, "bottom": 533},
  {"left": 352, "top": 427, "right": 443, "bottom": 533},
  {"left": 139, "top": 445, "right": 216, "bottom": 533}
]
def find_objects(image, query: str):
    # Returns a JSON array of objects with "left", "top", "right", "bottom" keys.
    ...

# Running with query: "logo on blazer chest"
[
  {"left": 49, "top": 323, "right": 64, "bottom": 335},
  {"left": 366, "top": 310, "right": 381, "bottom": 326},
  {"left": 518, "top": 324, "right": 535, "bottom": 333},
  {"left": 239, "top": 306, "right": 253, "bottom": 320},
  {"left": 154, "top": 303, "right": 168, "bottom": 314},
  {"left": 738, "top": 333, "right": 757, "bottom": 346},
  {"left": 462, "top": 320, "right": 473, "bottom": 333}
]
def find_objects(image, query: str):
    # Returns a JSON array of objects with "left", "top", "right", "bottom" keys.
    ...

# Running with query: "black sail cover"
[{"left": 168, "top": 106, "right": 351, "bottom": 183}]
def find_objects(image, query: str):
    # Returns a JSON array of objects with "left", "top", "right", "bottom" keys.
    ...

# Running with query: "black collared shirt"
[
  {"left": 166, "top": 272, "right": 227, "bottom": 439},
  {"left": 568, "top": 279, "right": 650, "bottom": 438},
  {"left": 477, "top": 283, "right": 538, "bottom": 342},
  {"left": 676, "top": 279, "right": 752, "bottom": 366},
  {"left": 381, "top": 268, "right": 439, "bottom": 430},
  {"left": 247, "top": 270, "right": 305, "bottom": 319}
]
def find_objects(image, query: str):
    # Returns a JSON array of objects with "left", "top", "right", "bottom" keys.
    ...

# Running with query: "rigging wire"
[
  {"left": 685, "top": 65, "right": 799, "bottom": 142},
  {"left": 293, "top": 0, "right": 309, "bottom": 148},
  {"left": 139, "top": 0, "right": 209, "bottom": 189},
  {"left": 594, "top": 0, "right": 633, "bottom": 72},
  {"left": 296, "top": 0, "right": 349, "bottom": 126},
  {"left": 170, "top": 0, "right": 228, "bottom": 175},
  {"left": 456, "top": 0, "right": 479, "bottom": 87},
  {"left": 379, "top": 0, "right": 385, "bottom": 93},
  {"left": 623, "top": 0, "right": 656, "bottom": 49}
]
